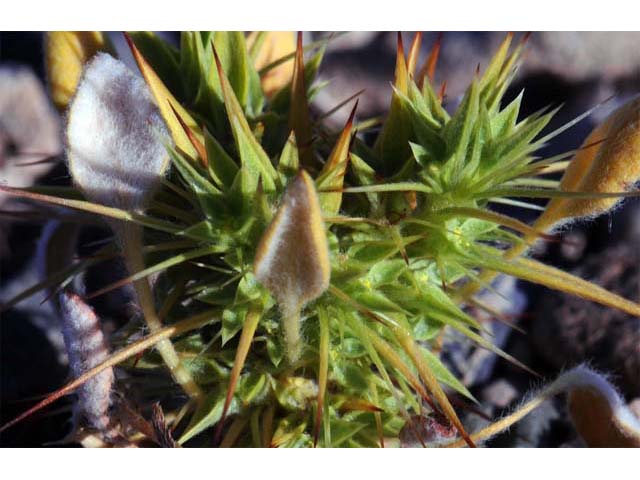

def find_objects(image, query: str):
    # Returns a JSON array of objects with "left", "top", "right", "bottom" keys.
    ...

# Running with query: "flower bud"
[
  {"left": 537, "top": 97, "right": 640, "bottom": 230},
  {"left": 66, "top": 53, "right": 170, "bottom": 212},
  {"left": 254, "top": 170, "right": 330, "bottom": 362}
]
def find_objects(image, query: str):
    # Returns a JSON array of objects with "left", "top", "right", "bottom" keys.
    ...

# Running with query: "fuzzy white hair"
[
  {"left": 66, "top": 52, "right": 169, "bottom": 211},
  {"left": 59, "top": 291, "right": 114, "bottom": 434}
]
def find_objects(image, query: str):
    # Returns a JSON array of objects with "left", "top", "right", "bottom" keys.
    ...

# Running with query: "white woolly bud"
[
  {"left": 59, "top": 291, "right": 114, "bottom": 434},
  {"left": 66, "top": 52, "right": 170, "bottom": 211}
]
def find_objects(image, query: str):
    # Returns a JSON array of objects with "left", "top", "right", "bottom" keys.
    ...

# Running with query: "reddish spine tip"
[
  {"left": 211, "top": 41, "right": 223, "bottom": 75},
  {"left": 297, "top": 31, "right": 303, "bottom": 51},
  {"left": 345, "top": 99, "right": 359, "bottom": 128},
  {"left": 422, "top": 32, "right": 443, "bottom": 83},
  {"left": 123, "top": 32, "right": 144, "bottom": 69},
  {"left": 438, "top": 81, "right": 447, "bottom": 102},
  {"left": 294, "top": 32, "right": 305, "bottom": 70},
  {"left": 167, "top": 100, "right": 184, "bottom": 127},
  {"left": 122, "top": 32, "right": 135, "bottom": 51},
  {"left": 168, "top": 101, "right": 207, "bottom": 165},
  {"left": 410, "top": 31, "right": 423, "bottom": 54},
  {"left": 396, "top": 32, "right": 405, "bottom": 56}
]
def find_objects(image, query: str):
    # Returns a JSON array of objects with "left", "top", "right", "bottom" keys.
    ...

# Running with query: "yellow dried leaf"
[
  {"left": 247, "top": 31, "right": 296, "bottom": 97},
  {"left": 125, "top": 33, "right": 202, "bottom": 160},
  {"left": 45, "top": 31, "right": 112, "bottom": 111}
]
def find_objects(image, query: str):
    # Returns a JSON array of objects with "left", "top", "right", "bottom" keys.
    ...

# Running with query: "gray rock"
[
  {"left": 481, "top": 379, "right": 519, "bottom": 409},
  {"left": 531, "top": 243, "right": 640, "bottom": 398},
  {"left": 0, "top": 66, "right": 61, "bottom": 258}
]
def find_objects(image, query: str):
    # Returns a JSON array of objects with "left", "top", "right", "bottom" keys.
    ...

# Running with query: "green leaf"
[
  {"left": 236, "top": 372, "right": 270, "bottom": 406},
  {"left": 327, "top": 418, "right": 368, "bottom": 447},
  {"left": 352, "top": 289, "right": 408, "bottom": 315},
  {"left": 420, "top": 77, "right": 450, "bottom": 125},
  {"left": 127, "top": 31, "right": 183, "bottom": 100},
  {"left": 421, "top": 348, "right": 476, "bottom": 401},
  {"left": 491, "top": 90, "right": 524, "bottom": 137},
  {"left": 316, "top": 103, "right": 356, "bottom": 216},
  {"left": 181, "top": 356, "right": 229, "bottom": 385},
  {"left": 179, "top": 390, "right": 235, "bottom": 444},
  {"left": 349, "top": 153, "right": 381, "bottom": 213},
  {"left": 277, "top": 131, "right": 300, "bottom": 180},
  {"left": 411, "top": 316, "right": 440, "bottom": 341},
  {"left": 204, "top": 128, "right": 238, "bottom": 190},
  {"left": 179, "top": 32, "right": 203, "bottom": 100},
  {"left": 178, "top": 220, "right": 222, "bottom": 242},
  {"left": 167, "top": 145, "right": 226, "bottom": 218},
  {"left": 366, "top": 259, "right": 406, "bottom": 288},
  {"left": 442, "top": 79, "right": 480, "bottom": 183},
  {"left": 222, "top": 306, "right": 248, "bottom": 346},
  {"left": 266, "top": 335, "right": 284, "bottom": 367},
  {"left": 482, "top": 107, "right": 557, "bottom": 175},
  {"left": 479, "top": 33, "right": 513, "bottom": 104},
  {"left": 232, "top": 117, "right": 277, "bottom": 193},
  {"left": 212, "top": 32, "right": 250, "bottom": 108},
  {"left": 221, "top": 274, "right": 264, "bottom": 344},
  {"left": 86, "top": 244, "right": 223, "bottom": 300},
  {"left": 214, "top": 45, "right": 278, "bottom": 192},
  {"left": 349, "top": 241, "right": 398, "bottom": 265},
  {"left": 475, "top": 250, "right": 640, "bottom": 317},
  {"left": 374, "top": 36, "right": 412, "bottom": 174}
]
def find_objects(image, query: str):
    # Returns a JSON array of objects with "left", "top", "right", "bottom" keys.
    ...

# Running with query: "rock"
[
  {"left": 525, "top": 32, "right": 640, "bottom": 82},
  {"left": 559, "top": 231, "right": 588, "bottom": 263},
  {"left": 531, "top": 243, "right": 640, "bottom": 398},
  {"left": 481, "top": 379, "right": 519, "bottom": 409},
  {"left": 0, "top": 66, "right": 61, "bottom": 258},
  {"left": 629, "top": 398, "right": 640, "bottom": 419},
  {"left": 441, "top": 275, "right": 528, "bottom": 388}
]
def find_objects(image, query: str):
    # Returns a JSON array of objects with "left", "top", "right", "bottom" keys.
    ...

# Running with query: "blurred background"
[{"left": 1, "top": 32, "right": 639, "bottom": 447}]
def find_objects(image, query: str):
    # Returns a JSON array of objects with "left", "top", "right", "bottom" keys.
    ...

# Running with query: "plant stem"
[
  {"left": 119, "top": 224, "right": 202, "bottom": 401},
  {"left": 282, "top": 299, "right": 303, "bottom": 364}
]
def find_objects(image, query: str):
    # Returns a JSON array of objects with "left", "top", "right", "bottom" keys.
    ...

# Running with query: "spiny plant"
[{"left": 1, "top": 31, "right": 639, "bottom": 448}]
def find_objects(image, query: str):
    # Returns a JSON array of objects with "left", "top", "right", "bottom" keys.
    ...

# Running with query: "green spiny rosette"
[{"left": 1, "top": 32, "right": 638, "bottom": 448}]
